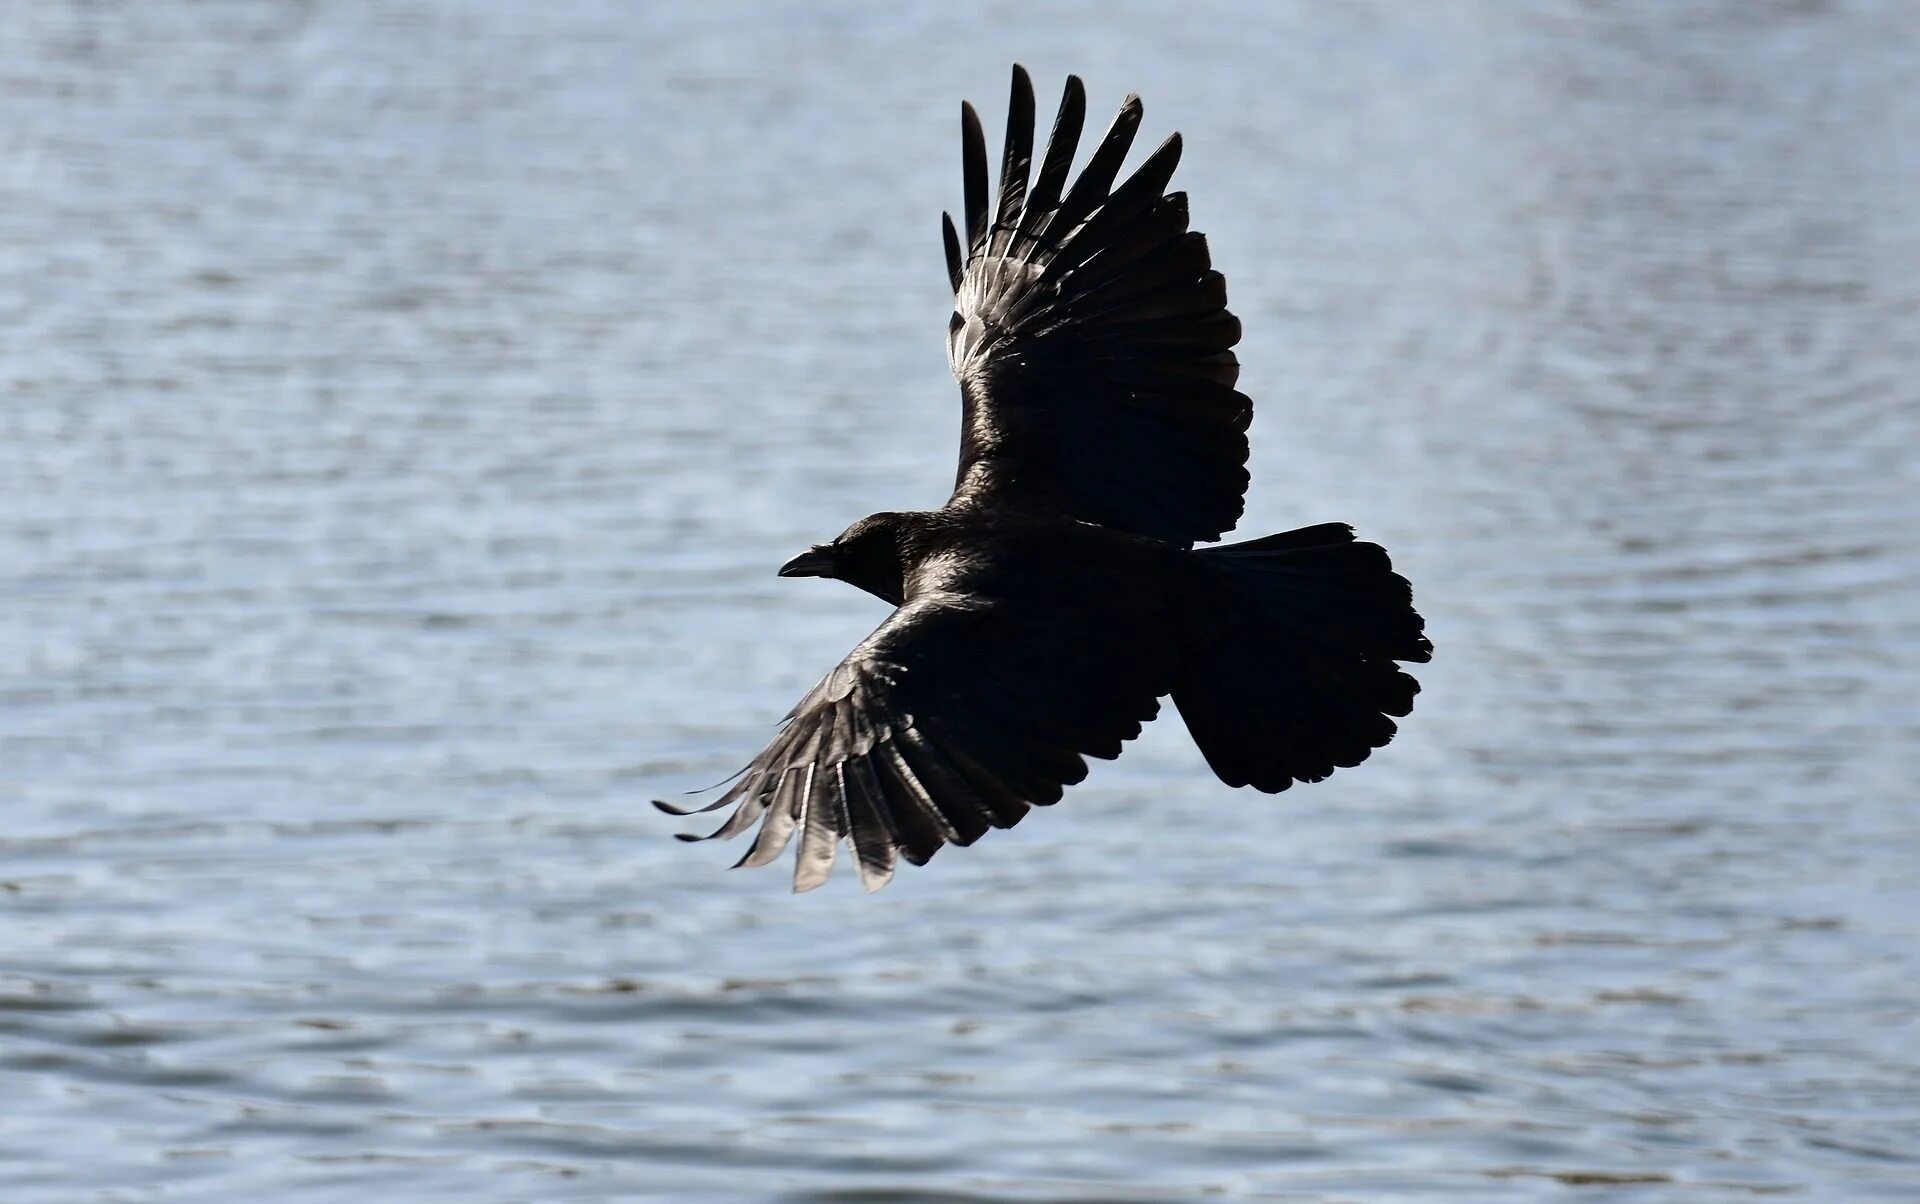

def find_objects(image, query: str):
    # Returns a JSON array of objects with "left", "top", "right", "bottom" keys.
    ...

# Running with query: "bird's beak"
[{"left": 778, "top": 545, "right": 837, "bottom": 578}]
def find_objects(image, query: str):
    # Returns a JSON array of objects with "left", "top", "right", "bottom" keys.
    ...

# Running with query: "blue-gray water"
[{"left": 4, "top": 2, "right": 1919, "bottom": 1200}]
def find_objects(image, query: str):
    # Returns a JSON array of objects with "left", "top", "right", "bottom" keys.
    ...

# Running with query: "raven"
[{"left": 659, "top": 67, "right": 1431, "bottom": 892}]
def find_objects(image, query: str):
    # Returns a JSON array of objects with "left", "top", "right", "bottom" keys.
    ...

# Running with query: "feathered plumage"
[{"left": 661, "top": 69, "right": 1429, "bottom": 892}]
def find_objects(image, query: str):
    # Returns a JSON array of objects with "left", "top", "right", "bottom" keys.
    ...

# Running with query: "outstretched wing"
[
  {"left": 657, "top": 591, "right": 1173, "bottom": 892},
  {"left": 943, "top": 66, "right": 1252, "bottom": 547}
]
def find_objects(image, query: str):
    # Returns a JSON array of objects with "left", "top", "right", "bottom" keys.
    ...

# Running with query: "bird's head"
[{"left": 778, "top": 512, "right": 912, "bottom": 606}]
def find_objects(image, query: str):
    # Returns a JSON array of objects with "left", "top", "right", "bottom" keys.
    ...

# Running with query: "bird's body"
[
  {"left": 661, "top": 67, "right": 1431, "bottom": 891},
  {"left": 812, "top": 505, "right": 1180, "bottom": 611}
]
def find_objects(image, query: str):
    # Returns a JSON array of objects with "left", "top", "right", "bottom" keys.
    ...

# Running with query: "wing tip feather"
[{"left": 942, "top": 211, "right": 963, "bottom": 291}]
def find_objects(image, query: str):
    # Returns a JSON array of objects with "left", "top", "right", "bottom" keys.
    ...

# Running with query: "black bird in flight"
[{"left": 660, "top": 67, "right": 1431, "bottom": 892}]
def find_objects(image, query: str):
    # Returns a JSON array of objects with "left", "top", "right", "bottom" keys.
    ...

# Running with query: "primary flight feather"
[{"left": 659, "top": 67, "right": 1431, "bottom": 892}]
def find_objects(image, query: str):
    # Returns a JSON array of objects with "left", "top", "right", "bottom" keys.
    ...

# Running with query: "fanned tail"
[{"left": 1174, "top": 523, "right": 1431, "bottom": 792}]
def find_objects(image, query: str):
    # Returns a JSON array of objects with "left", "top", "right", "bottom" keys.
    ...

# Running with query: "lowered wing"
[
  {"left": 657, "top": 589, "right": 1174, "bottom": 892},
  {"left": 944, "top": 66, "right": 1252, "bottom": 547}
]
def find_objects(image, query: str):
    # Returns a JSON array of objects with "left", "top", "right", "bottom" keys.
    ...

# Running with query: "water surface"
[{"left": 3, "top": 2, "right": 1918, "bottom": 1200}]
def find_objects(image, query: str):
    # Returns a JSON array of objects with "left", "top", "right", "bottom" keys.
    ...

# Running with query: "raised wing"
[
  {"left": 657, "top": 591, "right": 1173, "bottom": 892},
  {"left": 943, "top": 66, "right": 1252, "bottom": 547}
]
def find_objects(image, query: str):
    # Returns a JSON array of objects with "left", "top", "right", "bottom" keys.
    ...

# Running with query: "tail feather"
[{"left": 1174, "top": 524, "right": 1429, "bottom": 793}]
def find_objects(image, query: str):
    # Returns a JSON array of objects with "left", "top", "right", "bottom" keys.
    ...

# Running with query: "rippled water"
[{"left": 5, "top": 2, "right": 1919, "bottom": 1200}]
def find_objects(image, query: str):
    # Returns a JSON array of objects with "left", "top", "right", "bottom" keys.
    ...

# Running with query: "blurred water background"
[{"left": 4, "top": 1, "right": 1919, "bottom": 1200}]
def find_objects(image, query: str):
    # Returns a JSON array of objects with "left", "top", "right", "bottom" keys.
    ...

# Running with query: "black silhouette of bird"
[{"left": 659, "top": 66, "right": 1431, "bottom": 892}]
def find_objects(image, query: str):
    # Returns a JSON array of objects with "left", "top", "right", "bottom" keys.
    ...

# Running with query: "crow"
[{"left": 658, "top": 66, "right": 1431, "bottom": 892}]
